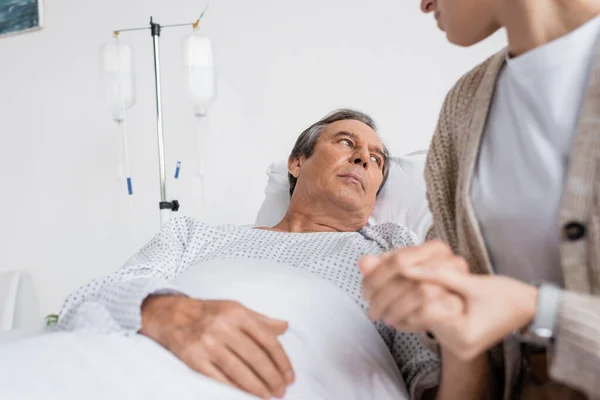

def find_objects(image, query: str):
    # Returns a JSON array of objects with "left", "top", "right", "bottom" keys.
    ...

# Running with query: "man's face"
[{"left": 289, "top": 120, "right": 385, "bottom": 221}]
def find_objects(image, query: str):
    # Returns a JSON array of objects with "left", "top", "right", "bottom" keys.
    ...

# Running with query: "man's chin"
[{"left": 330, "top": 191, "right": 370, "bottom": 214}]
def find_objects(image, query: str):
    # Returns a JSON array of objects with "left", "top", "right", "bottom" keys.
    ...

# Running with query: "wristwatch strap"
[{"left": 518, "top": 282, "right": 562, "bottom": 347}]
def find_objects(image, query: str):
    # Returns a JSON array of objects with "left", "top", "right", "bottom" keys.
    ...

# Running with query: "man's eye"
[
  {"left": 341, "top": 139, "right": 353, "bottom": 147},
  {"left": 371, "top": 156, "right": 381, "bottom": 165}
]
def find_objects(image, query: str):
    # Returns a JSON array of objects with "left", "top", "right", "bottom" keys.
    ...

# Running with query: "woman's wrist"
[
  {"left": 516, "top": 283, "right": 540, "bottom": 333},
  {"left": 516, "top": 283, "right": 563, "bottom": 347}
]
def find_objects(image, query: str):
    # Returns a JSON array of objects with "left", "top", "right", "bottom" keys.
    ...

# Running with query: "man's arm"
[
  {"left": 429, "top": 349, "right": 490, "bottom": 400},
  {"left": 55, "top": 217, "right": 203, "bottom": 333},
  {"left": 56, "top": 217, "right": 296, "bottom": 399},
  {"left": 365, "top": 226, "right": 492, "bottom": 399},
  {"left": 390, "top": 330, "right": 441, "bottom": 399},
  {"left": 388, "top": 306, "right": 491, "bottom": 400}
]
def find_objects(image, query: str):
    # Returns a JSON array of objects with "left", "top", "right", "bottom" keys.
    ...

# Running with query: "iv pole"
[
  {"left": 114, "top": 17, "right": 199, "bottom": 227},
  {"left": 149, "top": 18, "right": 178, "bottom": 226}
]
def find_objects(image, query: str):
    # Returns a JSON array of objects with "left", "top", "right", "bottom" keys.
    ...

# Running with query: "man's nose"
[
  {"left": 353, "top": 157, "right": 367, "bottom": 169},
  {"left": 421, "top": 0, "right": 435, "bottom": 13},
  {"left": 353, "top": 146, "right": 370, "bottom": 169}
]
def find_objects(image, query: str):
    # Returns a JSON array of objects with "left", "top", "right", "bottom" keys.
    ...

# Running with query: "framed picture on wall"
[{"left": 0, "top": 0, "right": 43, "bottom": 38}]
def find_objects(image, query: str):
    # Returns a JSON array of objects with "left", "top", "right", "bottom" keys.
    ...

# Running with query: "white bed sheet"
[{"left": 0, "top": 259, "right": 409, "bottom": 400}]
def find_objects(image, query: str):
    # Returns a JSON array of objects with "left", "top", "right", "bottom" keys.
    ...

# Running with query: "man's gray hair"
[{"left": 288, "top": 109, "right": 390, "bottom": 197}]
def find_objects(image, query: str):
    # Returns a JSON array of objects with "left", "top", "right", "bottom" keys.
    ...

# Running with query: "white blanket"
[{"left": 0, "top": 259, "right": 409, "bottom": 400}]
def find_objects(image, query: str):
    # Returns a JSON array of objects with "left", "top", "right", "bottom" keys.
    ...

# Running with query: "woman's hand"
[
  {"left": 402, "top": 265, "right": 539, "bottom": 361},
  {"left": 361, "top": 240, "right": 540, "bottom": 361}
]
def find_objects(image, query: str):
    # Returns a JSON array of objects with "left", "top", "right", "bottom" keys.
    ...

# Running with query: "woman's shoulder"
[
  {"left": 424, "top": 50, "right": 505, "bottom": 209},
  {"left": 454, "top": 53, "right": 499, "bottom": 93},
  {"left": 443, "top": 51, "right": 504, "bottom": 122},
  {"left": 429, "top": 50, "right": 505, "bottom": 153}
]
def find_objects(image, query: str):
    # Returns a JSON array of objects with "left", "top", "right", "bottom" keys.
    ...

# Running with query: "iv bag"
[
  {"left": 100, "top": 39, "right": 136, "bottom": 122},
  {"left": 183, "top": 32, "right": 217, "bottom": 117}
]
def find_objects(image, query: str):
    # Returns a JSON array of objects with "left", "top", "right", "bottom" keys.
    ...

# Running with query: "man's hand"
[
  {"left": 360, "top": 241, "right": 466, "bottom": 332},
  {"left": 139, "top": 295, "right": 295, "bottom": 399}
]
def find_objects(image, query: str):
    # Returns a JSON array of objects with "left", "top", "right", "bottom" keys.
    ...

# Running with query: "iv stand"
[
  {"left": 114, "top": 17, "right": 195, "bottom": 227},
  {"left": 150, "top": 19, "right": 179, "bottom": 226}
]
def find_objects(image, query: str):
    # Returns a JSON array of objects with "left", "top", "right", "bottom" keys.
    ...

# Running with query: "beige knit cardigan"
[{"left": 424, "top": 50, "right": 600, "bottom": 399}]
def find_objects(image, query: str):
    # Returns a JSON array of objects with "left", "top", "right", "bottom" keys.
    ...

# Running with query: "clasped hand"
[{"left": 360, "top": 241, "right": 539, "bottom": 361}]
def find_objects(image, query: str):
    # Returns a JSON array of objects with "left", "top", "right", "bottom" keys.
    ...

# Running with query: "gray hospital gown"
[{"left": 56, "top": 217, "right": 441, "bottom": 398}]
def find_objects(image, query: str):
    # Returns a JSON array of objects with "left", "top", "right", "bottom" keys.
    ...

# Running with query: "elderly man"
[{"left": 4, "top": 110, "right": 478, "bottom": 400}]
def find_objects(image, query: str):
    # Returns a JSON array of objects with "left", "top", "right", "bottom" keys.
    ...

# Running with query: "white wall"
[{"left": 0, "top": 0, "right": 506, "bottom": 316}]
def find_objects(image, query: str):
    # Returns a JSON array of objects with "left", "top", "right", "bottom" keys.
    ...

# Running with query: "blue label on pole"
[
  {"left": 175, "top": 161, "right": 181, "bottom": 179},
  {"left": 127, "top": 177, "right": 133, "bottom": 195}
]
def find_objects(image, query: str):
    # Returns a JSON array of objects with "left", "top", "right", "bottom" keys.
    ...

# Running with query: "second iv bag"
[
  {"left": 100, "top": 38, "right": 136, "bottom": 122},
  {"left": 183, "top": 31, "right": 217, "bottom": 117}
]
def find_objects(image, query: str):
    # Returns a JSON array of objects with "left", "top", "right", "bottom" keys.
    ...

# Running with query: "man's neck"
[
  {"left": 500, "top": 0, "right": 600, "bottom": 57},
  {"left": 268, "top": 204, "right": 365, "bottom": 233}
]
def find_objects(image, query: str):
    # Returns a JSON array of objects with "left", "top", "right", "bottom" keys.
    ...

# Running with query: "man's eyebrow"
[
  {"left": 333, "top": 131, "right": 358, "bottom": 141},
  {"left": 333, "top": 131, "right": 385, "bottom": 158},
  {"left": 370, "top": 145, "right": 385, "bottom": 159}
]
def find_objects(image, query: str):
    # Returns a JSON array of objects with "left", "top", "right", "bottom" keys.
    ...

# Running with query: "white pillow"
[{"left": 255, "top": 150, "right": 432, "bottom": 242}]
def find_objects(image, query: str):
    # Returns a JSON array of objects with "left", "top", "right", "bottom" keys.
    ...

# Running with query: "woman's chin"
[
  {"left": 445, "top": 24, "right": 502, "bottom": 47},
  {"left": 446, "top": 31, "right": 484, "bottom": 47},
  {"left": 436, "top": 20, "right": 445, "bottom": 32}
]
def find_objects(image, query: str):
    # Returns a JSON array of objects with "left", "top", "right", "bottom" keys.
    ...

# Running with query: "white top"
[{"left": 471, "top": 15, "right": 600, "bottom": 286}]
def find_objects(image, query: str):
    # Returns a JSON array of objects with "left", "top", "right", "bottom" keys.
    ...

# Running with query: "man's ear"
[{"left": 288, "top": 156, "right": 304, "bottom": 178}]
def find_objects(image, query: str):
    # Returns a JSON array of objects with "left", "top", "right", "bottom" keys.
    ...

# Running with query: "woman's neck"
[{"left": 499, "top": 0, "right": 600, "bottom": 57}]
